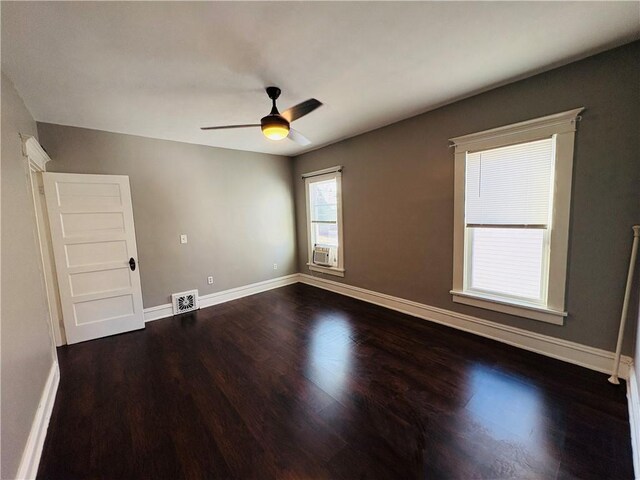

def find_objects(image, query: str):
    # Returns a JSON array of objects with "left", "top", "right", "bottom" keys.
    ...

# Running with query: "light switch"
[{"left": 180, "top": 234, "right": 188, "bottom": 244}]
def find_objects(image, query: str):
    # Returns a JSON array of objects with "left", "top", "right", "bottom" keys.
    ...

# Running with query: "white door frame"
[{"left": 22, "top": 134, "right": 66, "bottom": 346}]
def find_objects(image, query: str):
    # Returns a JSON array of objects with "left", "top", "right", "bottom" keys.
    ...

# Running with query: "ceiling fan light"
[
  {"left": 262, "top": 124, "right": 290, "bottom": 141},
  {"left": 261, "top": 114, "right": 290, "bottom": 141}
]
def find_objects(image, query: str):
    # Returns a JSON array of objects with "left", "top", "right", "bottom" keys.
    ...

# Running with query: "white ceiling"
[{"left": 2, "top": 2, "right": 639, "bottom": 156}]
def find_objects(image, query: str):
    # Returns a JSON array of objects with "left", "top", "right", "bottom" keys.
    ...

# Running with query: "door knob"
[{"left": 129, "top": 257, "right": 136, "bottom": 271}]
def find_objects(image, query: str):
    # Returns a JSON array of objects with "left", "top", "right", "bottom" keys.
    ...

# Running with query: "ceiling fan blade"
[
  {"left": 287, "top": 128, "right": 312, "bottom": 146},
  {"left": 200, "top": 124, "right": 260, "bottom": 131},
  {"left": 281, "top": 99, "right": 322, "bottom": 122}
]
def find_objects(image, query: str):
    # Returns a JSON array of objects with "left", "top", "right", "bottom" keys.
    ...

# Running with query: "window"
[
  {"left": 450, "top": 108, "right": 583, "bottom": 324},
  {"left": 304, "top": 166, "right": 344, "bottom": 277}
]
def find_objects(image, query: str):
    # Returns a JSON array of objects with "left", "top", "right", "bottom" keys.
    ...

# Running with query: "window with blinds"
[
  {"left": 309, "top": 178, "right": 339, "bottom": 247},
  {"left": 304, "top": 167, "right": 344, "bottom": 276},
  {"left": 451, "top": 108, "right": 581, "bottom": 323},
  {"left": 464, "top": 137, "right": 555, "bottom": 303}
]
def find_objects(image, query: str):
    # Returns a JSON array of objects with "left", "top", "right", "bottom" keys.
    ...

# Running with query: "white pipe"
[{"left": 609, "top": 225, "right": 640, "bottom": 385}]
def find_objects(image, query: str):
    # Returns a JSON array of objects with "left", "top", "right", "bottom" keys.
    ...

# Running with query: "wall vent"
[{"left": 171, "top": 289, "right": 199, "bottom": 315}]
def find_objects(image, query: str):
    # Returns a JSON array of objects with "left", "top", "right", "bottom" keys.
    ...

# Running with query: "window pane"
[
  {"left": 312, "top": 222, "right": 338, "bottom": 246},
  {"left": 469, "top": 228, "right": 545, "bottom": 301},
  {"left": 310, "top": 179, "right": 337, "bottom": 222}
]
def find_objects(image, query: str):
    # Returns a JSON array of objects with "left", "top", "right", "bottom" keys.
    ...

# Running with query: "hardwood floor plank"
[{"left": 38, "top": 283, "right": 633, "bottom": 479}]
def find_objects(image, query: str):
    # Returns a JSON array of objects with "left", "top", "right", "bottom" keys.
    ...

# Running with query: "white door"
[{"left": 43, "top": 173, "right": 144, "bottom": 344}]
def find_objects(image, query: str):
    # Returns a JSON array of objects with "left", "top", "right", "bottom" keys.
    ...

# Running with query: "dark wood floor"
[{"left": 39, "top": 283, "right": 633, "bottom": 479}]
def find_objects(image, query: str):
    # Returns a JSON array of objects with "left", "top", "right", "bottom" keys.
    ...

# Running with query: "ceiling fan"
[{"left": 201, "top": 87, "right": 322, "bottom": 146}]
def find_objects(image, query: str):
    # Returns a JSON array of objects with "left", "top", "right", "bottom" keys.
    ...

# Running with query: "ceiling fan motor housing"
[
  {"left": 262, "top": 87, "right": 289, "bottom": 140},
  {"left": 261, "top": 113, "right": 290, "bottom": 140},
  {"left": 261, "top": 113, "right": 289, "bottom": 130}
]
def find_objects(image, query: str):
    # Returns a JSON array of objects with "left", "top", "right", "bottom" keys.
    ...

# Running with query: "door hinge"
[{"left": 38, "top": 185, "right": 45, "bottom": 195}]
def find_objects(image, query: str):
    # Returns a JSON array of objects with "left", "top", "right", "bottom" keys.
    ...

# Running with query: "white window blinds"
[
  {"left": 469, "top": 228, "right": 545, "bottom": 300},
  {"left": 465, "top": 138, "right": 554, "bottom": 227}
]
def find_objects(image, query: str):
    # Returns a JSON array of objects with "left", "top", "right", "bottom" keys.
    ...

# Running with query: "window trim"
[
  {"left": 449, "top": 108, "right": 583, "bottom": 324},
  {"left": 304, "top": 166, "right": 344, "bottom": 277}
]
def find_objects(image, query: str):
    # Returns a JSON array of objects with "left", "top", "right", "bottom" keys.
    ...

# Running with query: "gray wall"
[
  {"left": 1, "top": 73, "right": 56, "bottom": 478},
  {"left": 293, "top": 41, "right": 640, "bottom": 353},
  {"left": 37, "top": 124, "right": 297, "bottom": 308}
]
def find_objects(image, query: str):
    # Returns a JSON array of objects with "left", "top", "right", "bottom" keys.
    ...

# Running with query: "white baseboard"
[
  {"left": 143, "top": 303, "right": 174, "bottom": 322},
  {"left": 143, "top": 274, "right": 300, "bottom": 323},
  {"left": 16, "top": 361, "right": 60, "bottom": 480},
  {"left": 198, "top": 273, "right": 299, "bottom": 309},
  {"left": 627, "top": 364, "right": 640, "bottom": 479},
  {"left": 298, "top": 274, "right": 632, "bottom": 379}
]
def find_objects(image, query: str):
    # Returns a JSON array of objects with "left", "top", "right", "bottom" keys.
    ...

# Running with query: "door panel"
[
  {"left": 65, "top": 240, "right": 128, "bottom": 267},
  {"left": 69, "top": 268, "right": 131, "bottom": 296},
  {"left": 73, "top": 294, "right": 135, "bottom": 325},
  {"left": 44, "top": 173, "right": 144, "bottom": 344},
  {"left": 60, "top": 212, "right": 125, "bottom": 237}
]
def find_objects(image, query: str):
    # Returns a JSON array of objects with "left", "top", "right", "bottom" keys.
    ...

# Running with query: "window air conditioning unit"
[
  {"left": 313, "top": 245, "right": 337, "bottom": 267},
  {"left": 171, "top": 289, "right": 199, "bottom": 315}
]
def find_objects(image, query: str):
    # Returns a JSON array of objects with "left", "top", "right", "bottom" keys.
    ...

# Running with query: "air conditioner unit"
[
  {"left": 171, "top": 289, "right": 199, "bottom": 315},
  {"left": 313, "top": 245, "right": 337, "bottom": 267}
]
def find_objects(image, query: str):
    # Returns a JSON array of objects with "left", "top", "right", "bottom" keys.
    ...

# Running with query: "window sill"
[
  {"left": 307, "top": 263, "right": 345, "bottom": 277},
  {"left": 450, "top": 290, "right": 566, "bottom": 325}
]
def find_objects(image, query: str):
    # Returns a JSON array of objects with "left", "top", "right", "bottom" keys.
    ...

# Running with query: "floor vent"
[{"left": 171, "top": 289, "right": 199, "bottom": 315}]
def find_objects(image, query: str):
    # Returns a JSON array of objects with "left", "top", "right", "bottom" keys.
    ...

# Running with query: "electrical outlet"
[
  {"left": 273, "top": 263, "right": 278, "bottom": 270},
  {"left": 207, "top": 276, "right": 213, "bottom": 285},
  {"left": 180, "top": 234, "right": 188, "bottom": 244}
]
